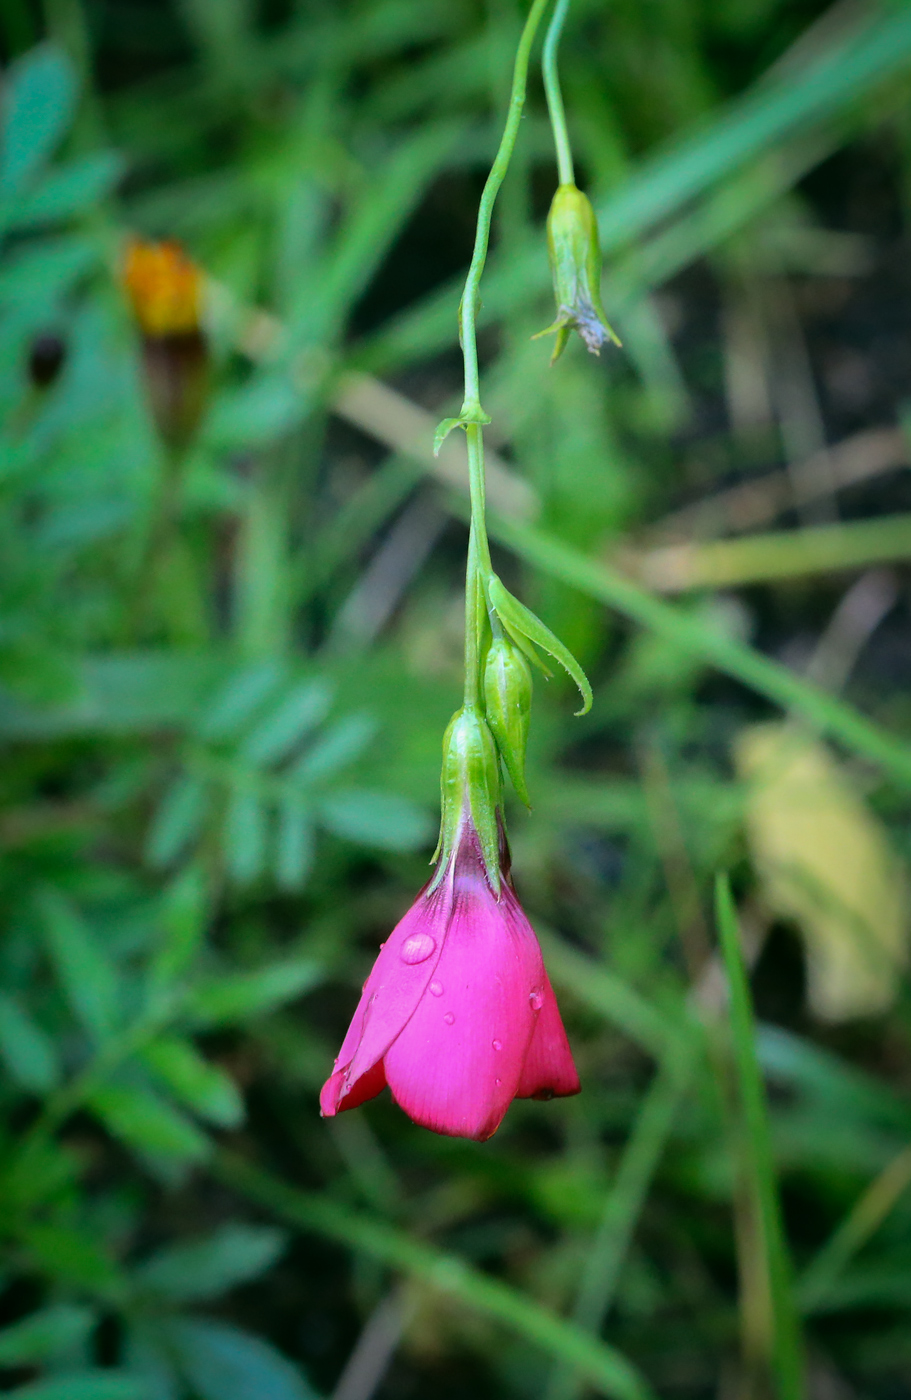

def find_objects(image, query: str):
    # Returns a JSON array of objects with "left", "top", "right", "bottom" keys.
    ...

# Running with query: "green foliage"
[{"left": 1, "top": 2, "right": 910, "bottom": 1399}]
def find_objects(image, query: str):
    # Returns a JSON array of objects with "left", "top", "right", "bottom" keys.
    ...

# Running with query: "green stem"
[
  {"left": 458, "top": 0, "right": 552, "bottom": 409},
  {"left": 542, "top": 0, "right": 575, "bottom": 186},
  {"left": 457, "top": 0, "right": 552, "bottom": 710}
]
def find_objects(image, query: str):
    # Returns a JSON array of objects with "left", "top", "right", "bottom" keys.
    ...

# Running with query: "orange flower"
[{"left": 123, "top": 238, "right": 203, "bottom": 337}]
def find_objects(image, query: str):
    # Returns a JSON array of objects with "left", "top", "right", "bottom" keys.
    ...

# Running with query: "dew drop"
[
  {"left": 492, "top": 1039, "right": 502, "bottom": 1051},
  {"left": 429, "top": 980, "right": 444, "bottom": 997},
  {"left": 400, "top": 932, "right": 436, "bottom": 965},
  {"left": 443, "top": 1011, "right": 455, "bottom": 1026},
  {"left": 495, "top": 1077, "right": 502, "bottom": 1086},
  {"left": 529, "top": 989, "right": 544, "bottom": 1012}
]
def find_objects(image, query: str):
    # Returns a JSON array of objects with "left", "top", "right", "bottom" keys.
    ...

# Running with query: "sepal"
[{"left": 432, "top": 706, "right": 501, "bottom": 893}]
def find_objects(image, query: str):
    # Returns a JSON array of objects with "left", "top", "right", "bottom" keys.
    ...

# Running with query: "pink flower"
[{"left": 320, "top": 826, "right": 580, "bottom": 1141}]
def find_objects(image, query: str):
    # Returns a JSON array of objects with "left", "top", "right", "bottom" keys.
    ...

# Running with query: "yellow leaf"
[{"left": 734, "top": 722, "right": 908, "bottom": 1022}]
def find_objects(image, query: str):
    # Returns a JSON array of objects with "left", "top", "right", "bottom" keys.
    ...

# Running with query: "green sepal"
[
  {"left": 488, "top": 574, "right": 592, "bottom": 716},
  {"left": 432, "top": 399, "right": 492, "bottom": 456},
  {"left": 484, "top": 637, "right": 533, "bottom": 808},
  {"left": 431, "top": 706, "right": 501, "bottom": 894}
]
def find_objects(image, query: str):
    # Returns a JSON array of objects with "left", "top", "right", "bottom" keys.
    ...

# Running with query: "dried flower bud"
[
  {"left": 434, "top": 706, "right": 502, "bottom": 893},
  {"left": 28, "top": 331, "right": 66, "bottom": 388},
  {"left": 534, "top": 183, "right": 621, "bottom": 363},
  {"left": 484, "top": 637, "right": 532, "bottom": 808},
  {"left": 122, "top": 238, "right": 209, "bottom": 448}
]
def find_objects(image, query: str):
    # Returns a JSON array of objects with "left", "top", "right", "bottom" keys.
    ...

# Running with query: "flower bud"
[
  {"left": 484, "top": 637, "right": 532, "bottom": 809},
  {"left": 434, "top": 706, "right": 502, "bottom": 892},
  {"left": 534, "top": 183, "right": 621, "bottom": 363},
  {"left": 122, "top": 238, "right": 209, "bottom": 449}
]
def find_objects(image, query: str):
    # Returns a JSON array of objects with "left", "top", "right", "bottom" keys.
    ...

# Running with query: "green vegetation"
[{"left": 1, "top": 1, "right": 911, "bottom": 1397}]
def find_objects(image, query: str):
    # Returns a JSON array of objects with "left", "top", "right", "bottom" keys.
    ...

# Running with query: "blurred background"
[{"left": 2, "top": 0, "right": 911, "bottom": 1397}]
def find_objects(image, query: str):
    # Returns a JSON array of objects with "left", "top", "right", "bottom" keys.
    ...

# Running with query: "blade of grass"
[
  {"left": 798, "top": 1143, "right": 911, "bottom": 1314},
  {"left": 546, "top": 1053, "right": 693, "bottom": 1400},
  {"left": 715, "top": 875, "right": 805, "bottom": 1400},
  {"left": 213, "top": 1150, "right": 656, "bottom": 1400},
  {"left": 632, "top": 512, "right": 911, "bottom": 593},
  {"left": 489, "top": 514, "right": 911, "bottom": 791}
]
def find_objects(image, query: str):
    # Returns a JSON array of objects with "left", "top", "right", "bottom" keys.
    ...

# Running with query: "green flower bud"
[
  {"left": 534, "top": 183, "right": 621, "bottom": 363},
  {"left": 484, "top": 637, "right": 532, "bottom": 809},
  {"left": 432, "top": 705, "right": 502, "bottom": 893}
]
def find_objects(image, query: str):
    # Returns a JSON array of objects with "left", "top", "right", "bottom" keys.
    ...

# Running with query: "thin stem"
[
  {"left": 542, "top": 0, "right": 575, "bottom": 186},
  {"left": 457, "top": 0, "right": 552, "bottom": 710},
  {"left": 459, "top": 0, "right": 552, "bottom": 409}
]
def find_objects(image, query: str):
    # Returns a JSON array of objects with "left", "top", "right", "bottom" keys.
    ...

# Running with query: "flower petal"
[
  {"left": 384, "top": 878, "right": 544, "bottom": 1140},
  {"left": 515, "top": 968, "right": 580, "bottom": 1100},
  {"left": 321, "top": 886, "right": 446, "bottom": 1116}
]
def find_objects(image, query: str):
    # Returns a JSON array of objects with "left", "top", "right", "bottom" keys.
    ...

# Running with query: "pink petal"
[
  {"left": 515, "top": 968, "right": 580, "bottom": 1101},
  {"left": 383, "top": 877, "right": 545, "bottom": 1140},
  {"left": 320, "top": 886, "right": 446, "bottom": 1116}
]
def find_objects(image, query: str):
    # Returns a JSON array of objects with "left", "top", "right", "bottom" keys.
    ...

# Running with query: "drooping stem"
[
  {"left": 542, "top": 0, "right": 575, "bottom": 186},
  {"left": 459, "top": 0, "right": 552, "bottom": 410},
  {"left": 459, "top": 0, "right": 552, "bottom": 705}
]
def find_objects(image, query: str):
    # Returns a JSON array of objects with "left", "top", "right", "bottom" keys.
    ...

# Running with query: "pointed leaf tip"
[{"left": 488, "top": 576, "right": 592, "bottom": 716}]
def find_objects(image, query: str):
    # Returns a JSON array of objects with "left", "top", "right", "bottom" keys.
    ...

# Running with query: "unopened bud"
[
  {"left": 122, "top": 238, "right": 209, "bottom": 448},
  {"left": 484, "top": 637, "right": 532, "bottom": 808},
  {"left": 433, "top": 706, "right": 501, "bottom": 892},
  {"left": 533, "top": 184, "right": 621, "bottom": 363}
]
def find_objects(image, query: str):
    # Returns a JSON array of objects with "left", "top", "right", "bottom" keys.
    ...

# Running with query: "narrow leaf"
[
  {"left": 142, "top": 1036, "right": 244, "bottom": 1128},
  {"left": 88, "top": 1083, "right": 210, "bottom": 1166},
  {"left": 186, "top": 960, "right": 323, "bottom": 1029},
  {"left": 488, "top": 575, "right": 592, "bottom": 715},
  {"left": 275, "top": 801, "right": 315, "bottom": 891},
  {"left": 0, "top": 46, "right": 77, "bottom": 198},
  {"left": 163, "top": 1318, "right": 319, "bottom": 1400},
  {"left": 715, "top": 875, "right": 805, "bottom": 1400},
  {"left": 318, "top": 790, "right": 432, "bottom": 852},
  {"left": 240, "top": 678, "right": 333, "bottom": 767},
  {"left": 146, "top": 774, "right": 209, "bottom": 869},
  {"left": 0, "top": 1306, "right": 95, "bottom": 1365},
  {"left": 0, "top": 992, "right": 59, "bottom": 1092},
  {"left": 136, "top": 1224, "right": 287, "bottom": 1303},
  {"left": 38, "top": 887, "right": 118, "bottom": 1043},
  {"left": 223, "top": 786, "right": 268, "bottom": 885}
]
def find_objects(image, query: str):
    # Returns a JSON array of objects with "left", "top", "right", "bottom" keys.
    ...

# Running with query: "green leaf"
[
  {"left": 186, "top": 959, "right": 323, "bottom": 1029},
  {"left": 715, "top": 875, "right": 805, "bottom": 1400},
  {"left": 24, "top": 1224, "right": 122, "bottom": 1293},
  {"left": 9, "top": 1375, "right": 144, "bottom": 1400},
  {"left": 141, "top": 1037, "right": 244, "bottom": 1128},
  {"left": 0, "top": 46, "right": 77, "bottom": 198},
  {"left": 88, "top": 1084, "right": 211, "bottom": 1166},
  {"left": 0, "top": 1305, "right": 95, "bottom": 1365},
  {"left": 223, "top": 786, "right": 267, "bottom": 885},
  {"left": 487, "top": 574, "right": 592, "bottom": 715},
  {"left": 0, "top": 992, "right": 59, "bottom": 1092},
  {"left": 318, "top": 789, "right": 432, "bottom": 852},
  {"left": 240, "top": 679, "right": 333, "bottom": 767},
  {"left": 135, "top": 1224, "right": 287, "bottom": 1303},
  {"left": 3, "top": 152, "right": 123, "bottom": 232},
  {"left": 39, "top": 887, "right": 118, "bottom": 1043},
  {"left": 274, "top": 800, "right": 315, "bottom": 891},
  {"left": 146, "top": 775, "right": 209, "bottom": 869},
  {"left": 163, "top": 1318, "right": 319, "bottom": 1400},
  {"left": 288, "top": 713, "right": 376, "bottom": 785},
  {"left": 195, "top": 662, "right": 284, "bottom": 743},
  {"left": 147, "top": 866, "right": 209, "bottom": 996}
]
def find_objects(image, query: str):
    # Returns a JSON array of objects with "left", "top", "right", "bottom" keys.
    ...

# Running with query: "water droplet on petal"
[
  {"left": 379, "top": 941, "right": 386, "bottom": 949},
  {"left": 401, "top": 932, "right": 436, "bottom": 965},
  {"left": 495, "top": 1077, "right": 501, "bottom": 1086},
  {"left": 492, "top": 1039, "right": 502, "bottom": 1051},
  {"left": 443, "top": 1011, "right": 455, "bottom": 1025},
  {"left": 429, "top": 980, "right": 444, "bottom": 997},
  {"left": 529, "top": 989, "right": 544, "bottom": 1012}
]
